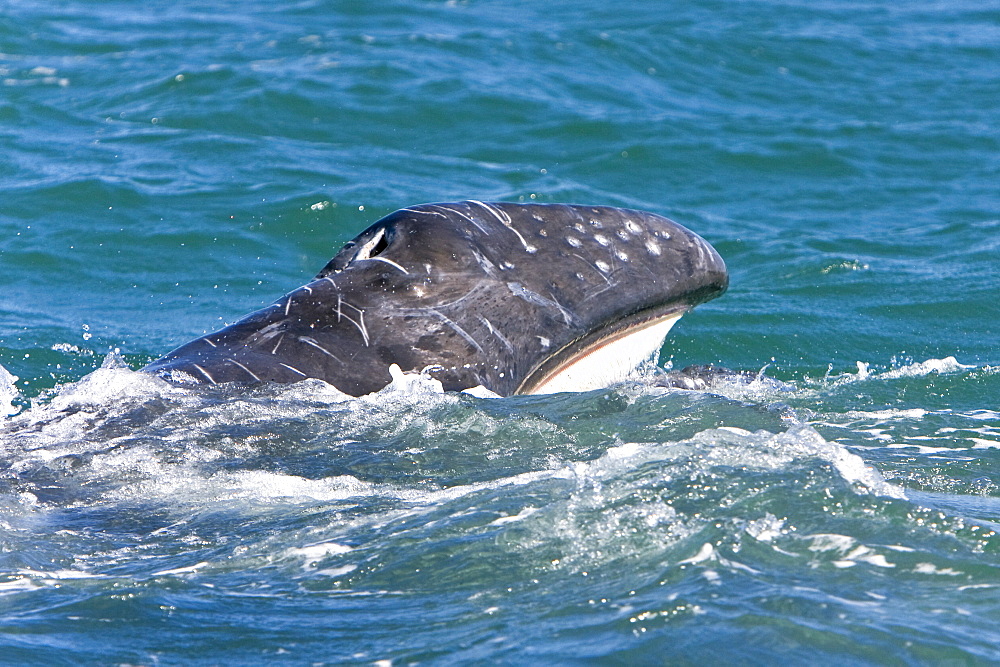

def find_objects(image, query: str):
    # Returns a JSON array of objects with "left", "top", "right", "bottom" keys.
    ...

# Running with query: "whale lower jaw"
[{"left": 518, "top": 310, "right": 685, "bottom": 395}]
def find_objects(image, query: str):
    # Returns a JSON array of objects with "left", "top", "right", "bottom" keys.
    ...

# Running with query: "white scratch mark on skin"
[
  {"left": 402, "top": 207, "right": 448, "bottom": 218},
  {"left": 302, "top": 285, "right": 313, "bottom": 295},
  {"left": 192, "top": 364, "right": 217, "bottom": 384},
  {"left": 508, "top": 225, "right": 536, "bottom": 254},
  {"left": 364, "top": 256, "right": 409, "bottom": 274},
  {"left": 284, "top": 297, "right": 293, "bottom": 316},
  {"left": 427, "top": 308, "right": 484, "bottom": 353},
  {"left": 322, "top": 276, "right": 337, "bottom": 288},
  {"left": 279, "top": 362, "right": 308, "bottom": 377},
  {"left": 271, "top": 333, "right": 284, "bottom": 355},
  {"left": 203, "top": 338, "right": 217, "bottom": 348},
  {"left": 357, "top": 309, "right": 369, "bottom": 346},
  {"left": 468, "top": 200, "right": 536, "bottom": 253},
  {"left": 471, "top": 248, "right": 498, "bottom": 275},
  {"left": 392, "top": 281, "right": 490, "bottom": 314},
  {"left": 250, "top": 321, "right": 285, "bottom": 344},
  {"left": 227, "top": 358, "right": 261, "bottom": 382},
  {"left": 567, "top": 253, "right": 612, "bottom": 285},
  {"left": 547, "top": 293, "right": 577, "bottom": 327},
  {"left": 298, "top": 336, "right": 343, "bottom": 361},
  {"left": 469, "top": 200, "right": 512, "bottom": 226},
  {"left": 435, "top": 203, "right": 491, "bottom": 235},
  {"left": 334, "top": 299, "right": 370, "bottom": 346},
  {"left": 506, "top": 283, "right": 578, "bottom": 326},
  {"left": 478, "top": 315, "right": 514, "bottom": 353}
]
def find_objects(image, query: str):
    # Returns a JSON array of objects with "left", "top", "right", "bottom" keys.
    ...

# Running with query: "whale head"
[{"left": 144, "top": 201, "right": 728, "bottom": 396}]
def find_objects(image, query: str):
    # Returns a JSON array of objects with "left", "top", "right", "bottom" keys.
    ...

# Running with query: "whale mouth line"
[{"left": 517, "top": 304, "right": 689, "bottom": 395}]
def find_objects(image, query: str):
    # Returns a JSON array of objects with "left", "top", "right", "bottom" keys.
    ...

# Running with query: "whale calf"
[{"left": 144, "top": 201, "right": 728, "bottom": 396}]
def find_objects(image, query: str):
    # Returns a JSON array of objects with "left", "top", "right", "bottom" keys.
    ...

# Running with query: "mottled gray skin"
[{"left": 144, "top": 201, "right": 728, "bottom": 396}]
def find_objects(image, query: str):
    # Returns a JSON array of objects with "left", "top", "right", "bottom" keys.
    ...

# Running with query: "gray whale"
[{"left": 144, "top": 201, "right": 728, "bottom": 396}]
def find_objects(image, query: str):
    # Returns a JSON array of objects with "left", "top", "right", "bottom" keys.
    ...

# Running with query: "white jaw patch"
[{"left": 524, "top": 312, "right": 683, "bottom": 395}]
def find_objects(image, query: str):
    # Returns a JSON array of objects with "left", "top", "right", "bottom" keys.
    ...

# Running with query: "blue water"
[{"left": 2, "top": 0, "right": 1000, "bottom": 663}]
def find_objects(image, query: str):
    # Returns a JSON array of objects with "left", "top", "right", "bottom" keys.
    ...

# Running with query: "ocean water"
[{"left": 2, "top": 0, "right": 1000, "bottom": 663}]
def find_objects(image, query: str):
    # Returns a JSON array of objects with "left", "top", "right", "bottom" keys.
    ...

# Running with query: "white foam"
[
  {"left": 0, "top": 577, "right": 38, "bottom": 593},
  {"left": 843, "top": 408, "right": 929, "bottom": 422},
  {"left": 462, "top": 385, "right": 502, "bottom": 399},
  {"left": 678, "top": 542, "right": 715, "bottom": 565},
  {"left": 45, "top": 351, "right": 184, "bottom": 413},
  {"left": 805, "top": 534, "right": 895, "bottom": 568},
  {"left": 16, "top": 568, "right": 103, "bottom": 580},
  {"left": 826, "top": 357, "right": 976, "bottom": 386},
  {"left": 378, "top": 363, "right": 445, "bottom": 396},
  {"left": 287, "top": 542, "right": 354, "bottom": 570},
  {"left": 970, "top": 438, "right": 1000, "bottom": 449},
  {"left": 152, "top": 562, "right": 211, "bottom": 577},
  {"left": 913, "top": 562, "right": 961, "bottom": 576},
  {"left": 154, "top": 470, "right": 375, "bottom": 504},
  {"left": 744, "top": 514, "right": 786, "bottom": 542},
  {"left": 0, "top": 363, "right": 19, "bottom": 417},
  {"left": 489, "top": 507, "right": 539, "bottom": 526},
  {"left": 881, "top": 356, "right": 975, "bottom": 379}
]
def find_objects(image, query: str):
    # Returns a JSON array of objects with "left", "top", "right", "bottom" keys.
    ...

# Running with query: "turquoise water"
[{"left": 2, "top": 0, "right": 1000, "bottom": 663}]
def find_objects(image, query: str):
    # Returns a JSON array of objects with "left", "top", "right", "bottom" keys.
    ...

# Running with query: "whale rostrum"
[{"left": 143, "top": 201, "right": 728, "bottom": 396}]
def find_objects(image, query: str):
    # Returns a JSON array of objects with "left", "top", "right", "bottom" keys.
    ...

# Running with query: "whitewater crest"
[
  {"left": 814, "top": 356, "right": 977, "bottom": 387},
  {"left": 0, "top": 364, "right": 19, "bottom": 417}
]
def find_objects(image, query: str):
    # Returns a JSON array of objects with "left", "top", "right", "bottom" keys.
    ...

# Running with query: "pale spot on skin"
[
  {"left": 566, "top": 237, "right": 582, "bottom": 248},
  {"left": 624, "top": 219, "right": 642, "bottom": 234},
  {"left": 595, "top": 260, "right": 611, "bottom": 273},
  {"left": 616, "top": 250, "right": 629, "bottom": 261},
  {"left": 645, "top": 240, "right": 662, "bottom": 256},
  {"left": 594, "top": 234, "right": 610, "bottom": 246},
  {"left": 617, "top": 229, "right": 630, "bottom": 241}
]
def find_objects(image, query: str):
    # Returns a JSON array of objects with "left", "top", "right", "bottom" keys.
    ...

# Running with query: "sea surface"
[{"left": 2, "top": 0, "right": 1000, "bottom": 663}]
